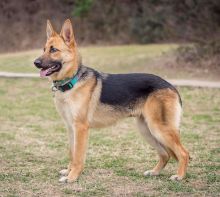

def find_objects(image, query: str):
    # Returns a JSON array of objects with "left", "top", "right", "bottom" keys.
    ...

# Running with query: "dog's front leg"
[
  {"left": 59, "top": 123, "right": 74, "bottom": 177},
  {"left": 59, "top": 121, "right": 89, "bottom": 183}
]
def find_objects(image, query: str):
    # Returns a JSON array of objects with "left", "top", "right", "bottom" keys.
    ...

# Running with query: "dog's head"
[{"left": 34, "top": 19, "right": 79, "bottom": 80}]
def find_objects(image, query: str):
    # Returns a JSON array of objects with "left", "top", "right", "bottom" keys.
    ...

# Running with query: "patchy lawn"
[
  {"left": 0, "top": 44, "right": 219, "bottom": 80},
  {"left": 0, "top": 77, "right": 219, "bottom": 197},
  {"left": 0, "top": 45, "right": 219, "bottom": 196}
]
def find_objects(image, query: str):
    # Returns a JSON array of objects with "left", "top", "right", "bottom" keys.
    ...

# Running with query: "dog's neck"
[{"left": 51, "top": 64, "right": 85, "bottom": 92}]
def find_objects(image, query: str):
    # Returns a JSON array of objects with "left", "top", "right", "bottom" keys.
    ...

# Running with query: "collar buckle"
[{"left": 51, "top": 85, "right": 58, "bottom": 92}]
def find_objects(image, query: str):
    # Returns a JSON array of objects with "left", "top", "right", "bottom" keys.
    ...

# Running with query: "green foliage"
[
  {"left": 72, "top": 0, "right": 94, "bottom": 17},
  {"left": 131, "top": 16, "right": 165, "bottom": 43}
]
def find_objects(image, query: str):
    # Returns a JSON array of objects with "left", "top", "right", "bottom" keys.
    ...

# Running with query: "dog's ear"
[
  {"left": 46, "top": 20, "right": 55, "bottom": 39},
  {"left": 60, "top": 19, "right": 75, "bottom": 46}
]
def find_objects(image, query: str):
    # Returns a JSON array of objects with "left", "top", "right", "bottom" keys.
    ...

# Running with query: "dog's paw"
[
  {"left": 59, "top": 176, "right": 68, "bottom": 183},
  {"left": 59, "top": 169, "right": 69, "bottom": 176},
  {"left": 144, "top": 170, "right": 159, "bottom": 176},
  {"left": 170, "top": 174, "right": 183, "bottom": 181},
  {"left": 59, "top": 176, "right": 76, "bottom": 183}
]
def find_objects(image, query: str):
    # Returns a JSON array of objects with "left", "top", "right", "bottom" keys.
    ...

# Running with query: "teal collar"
[{"left": 52, "top": 74, "right": 78, "bottom": 92}]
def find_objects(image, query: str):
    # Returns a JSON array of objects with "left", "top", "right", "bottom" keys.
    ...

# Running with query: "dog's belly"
[
  {"left": 89, "top": 116, "right": 118, "bottom": 128},
  {"left": 89, "top": 104, "right": 127, "bottom": 128}
]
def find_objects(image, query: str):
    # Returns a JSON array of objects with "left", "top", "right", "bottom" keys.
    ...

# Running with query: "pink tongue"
[{"left": 40, "top": 69, "right": 48, "bottom": 77}]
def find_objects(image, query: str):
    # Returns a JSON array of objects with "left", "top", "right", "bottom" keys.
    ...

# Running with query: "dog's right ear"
[
  {"left": 60, "top": 19, "right": 75, "bottom": 46},
  {"left": 46, "top": 20, "right": 55, "bottom": 39}
]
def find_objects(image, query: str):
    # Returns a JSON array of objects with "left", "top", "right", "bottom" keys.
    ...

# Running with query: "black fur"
[
  {"left": 77, "top": 65, "right": 181, "bottom": 107},
  {"left": 100, "top": 73, "right": 178, "bottom": 106}
]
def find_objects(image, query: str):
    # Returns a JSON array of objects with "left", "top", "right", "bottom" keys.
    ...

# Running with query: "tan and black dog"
[{"left": 34, "top": 19, "right": 189, "bottom": 183}]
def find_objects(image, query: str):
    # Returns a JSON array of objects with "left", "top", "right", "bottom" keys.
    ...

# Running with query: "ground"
[{"left": 0, "top": 45, "right": 220, "bottom": 197}]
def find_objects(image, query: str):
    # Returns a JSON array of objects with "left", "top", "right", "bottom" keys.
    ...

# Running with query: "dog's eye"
[
  {"left": 43, "top": 48, "right": 45, "bottom": 52},
  {"left": 50, "top": 47, "right": 59, "bottom": 53}
]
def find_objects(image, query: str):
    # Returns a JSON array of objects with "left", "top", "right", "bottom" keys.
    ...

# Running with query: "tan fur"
[
  {"left": 142, "top": 89, "right": 189, "bottom": 180},
  {"left": 37, "top": 19, "right": 189, "bottom": 182},
  {"left": 54, "top": 76, "right": 96, "bottom": 182}
]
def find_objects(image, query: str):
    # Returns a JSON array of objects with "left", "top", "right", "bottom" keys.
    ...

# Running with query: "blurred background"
[
  {"left": 0, "top": 0, "right": 220, "bottom": 75},
  {"left": 1, "top": 1, "right": 220, "bottom": 196},
  {"left": 0, "top": 0, "right": 220, "bottom": 50}
]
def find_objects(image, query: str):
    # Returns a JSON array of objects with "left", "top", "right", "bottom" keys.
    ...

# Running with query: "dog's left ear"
[{"left": 60, "top": 19, "right": 76, "bottom": 46}]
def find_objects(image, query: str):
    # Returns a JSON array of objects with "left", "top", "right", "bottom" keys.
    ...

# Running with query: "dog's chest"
[{"left": 54, "top": 90, "right": 81, "bottom": 121}]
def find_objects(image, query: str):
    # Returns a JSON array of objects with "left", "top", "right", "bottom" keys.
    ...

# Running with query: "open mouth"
[{"left": 40, "top": 64, "right": 62, "bottom": 77}]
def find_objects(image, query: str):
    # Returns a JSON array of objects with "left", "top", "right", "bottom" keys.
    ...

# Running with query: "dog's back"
[{"left": 100, "top": 72, "right": 181, "bottom": 106}]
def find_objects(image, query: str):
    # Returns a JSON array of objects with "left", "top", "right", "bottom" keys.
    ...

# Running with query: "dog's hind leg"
[
  {"left": 137, "top": 116, "right": 170, "bottom": 176},
  {"left": 142, "top": 89, "right": 189, "bottom": 181}
]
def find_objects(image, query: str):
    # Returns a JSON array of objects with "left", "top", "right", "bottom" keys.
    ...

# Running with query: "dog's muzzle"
[{"left": 34, "top": 58, "right": 62, "bottom": 77}]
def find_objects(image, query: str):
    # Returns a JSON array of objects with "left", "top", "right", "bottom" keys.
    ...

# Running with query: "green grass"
[
  {"left": 0, "top": 45, "right": 220, "bottom": 196},
  {"left": 0, "top": 79, "right": 219, "bottom": 196}
]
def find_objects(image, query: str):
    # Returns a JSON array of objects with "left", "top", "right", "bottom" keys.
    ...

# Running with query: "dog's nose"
[{"left": 34, "top": 59, "right": 42, "bottom": 68}]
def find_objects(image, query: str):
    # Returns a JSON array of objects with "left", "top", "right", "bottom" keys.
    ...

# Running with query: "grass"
[
  {"left": 0, "top": 45, "right": 220, "bottom": 196},
  {"left": 0, "top": 78, "right": 219, "bottom": 197},
  {"left": 0, "top": 44, "right": 219, "bottom": 80}
]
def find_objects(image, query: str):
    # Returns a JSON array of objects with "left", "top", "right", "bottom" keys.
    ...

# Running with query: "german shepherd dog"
[{"left": 34, "top": 19, "right": 189, "bottom": 183}]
